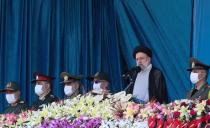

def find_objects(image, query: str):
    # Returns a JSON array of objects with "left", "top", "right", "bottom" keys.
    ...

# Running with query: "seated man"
[
  {"left": 186, "top": 58, "right": 210, "bottom": 100},
  {"left": 31, "top": 73, "right": 58, "bottom": 110},
  {"left": 0, "top": 82, "right": 28, "bottom": 114},
  {"left": 87, "top": 72, "right": 110, "bottom": 95},
  {"left": 60, "top": 72, "right": 83, "bottom": 99}
]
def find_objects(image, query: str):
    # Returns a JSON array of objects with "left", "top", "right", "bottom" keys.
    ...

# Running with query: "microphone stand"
[
  {"left": 123, "top": 75, "right": 134, "bottom": 91},
  {"left": 123, "top": 81, "right": 134, "bottom": 91},
  {"left": 123, "top": 66, "right": 140, "bottom": 92}
]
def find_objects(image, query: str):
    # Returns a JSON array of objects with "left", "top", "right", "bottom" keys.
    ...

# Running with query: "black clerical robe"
[{"left": 126, "top": 67, "right": 168, "bottom": 104}]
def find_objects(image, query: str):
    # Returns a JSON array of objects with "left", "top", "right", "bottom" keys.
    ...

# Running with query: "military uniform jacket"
[
  {"left": 4, "top": 101, "right": 28, "bottom": 114},
  {"left": 32, "top": 93, "right": 58, "bottom": 110},
  {"left": 187, "top": 83, "right": 210, "bottom": 100}
]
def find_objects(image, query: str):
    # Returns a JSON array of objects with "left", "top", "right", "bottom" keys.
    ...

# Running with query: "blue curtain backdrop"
[
  {"left": 0, "top": 0, "right": 193, "bottom": 113},
  {"left": 193, "top": 0, "right": 210, "bottom": 82}
]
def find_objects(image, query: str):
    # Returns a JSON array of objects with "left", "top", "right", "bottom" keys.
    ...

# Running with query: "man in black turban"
[{"left": 126, "top": 45, "right": 168, "bottom": 104}]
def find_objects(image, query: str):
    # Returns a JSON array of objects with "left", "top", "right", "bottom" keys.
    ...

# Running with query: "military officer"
[
  {"left": 187, "top": 58, "right": 210, "bottom": 100},
  {"left": 31, "top": 73, "right": 58, "bottom": 110},
  {"left": 87, "top": 72, "right": 110, "bottom": 95},
  {"left": 0, "top": 82, "right": 28, "bottom": 114},
  {"left": 60, "top": 72, "right": 83, "bottom": 99}
]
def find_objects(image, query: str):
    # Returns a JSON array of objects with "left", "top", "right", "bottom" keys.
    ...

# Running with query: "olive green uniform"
[
  {"left": 187, "top": 83, "right": 210, "bottom": 100},
  {"left": 4, "top": 101, "right": 28, "bottom": 114}
]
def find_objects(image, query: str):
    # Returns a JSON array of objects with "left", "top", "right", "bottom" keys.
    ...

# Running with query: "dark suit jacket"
[{"left": 126, "top": 67, "right": 168, "bottom": 104}]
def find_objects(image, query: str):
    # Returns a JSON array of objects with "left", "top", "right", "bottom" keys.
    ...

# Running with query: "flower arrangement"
[
  {"left": 40, "top": 116, "right": 102, "bottom": 128},
  {"left": 100, "top": 120, "right": 148, "bottom": 128},
  {"left": 0, "top": 113, "right": 17, "bottom": 127},
  {"left": 1, "top": 92, "right": 210, "bottom": 127},
  {"left": 124, "top": 102, "right": 140, "bottom": 119},
  {"left": 14, "top": 94, "right": 113, "bottom": 127},
  {"left": 147, "top": 99, "right": 210, "bottom": 128},
  {"left": 40, "top": 118, "right": 71, "bottom": 128}
]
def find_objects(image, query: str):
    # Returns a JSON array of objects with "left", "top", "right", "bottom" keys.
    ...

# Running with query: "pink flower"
[
  {"left": 206, "top": 99, "right": 210, "bottom": 106},
  {"left": 58, "top": 100, "right": 64, "bottom": 105},
  {"left": 148, "top": 117, "right": 157, "bottom": 128},
  {"left": 154, "top": 103, "right": 162, "bottom": 111},
  {"left": 114, "top": 111, "right": 123, "bottom": 119},
  {"left": 128, "top": 103, "right": 140, "bottom": 112},
  {"left": 190, "top": 110, "right": 196, "bottom": 116},
  {"left": 156, "top": 114, "right": 163, "bottom": 119},
  {"left": 5, "top": 114, "right": 17, "bottom": 125},
  {"left": 19, "top": 112, "right": 28, "bottom": 121},
  {"left": 180, "top": 102, "right": 188, "bottom": 107},
  {"left": 191, "top": 103, "right": 195, "bottom": 108},
  {"left": 133, "top": 104, "right": 140, "bottom": 110},
  {"left": 173, "top": 111, "right": 180, "bottom": 118}
]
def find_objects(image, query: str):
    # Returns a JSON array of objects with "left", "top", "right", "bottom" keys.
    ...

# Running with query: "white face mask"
[
  {"left": 93, "top": 82, "right": 101, "bottom": 90},
  {"left": 190, "top": 72, "right": 200, "bottom": 84},
  {"left": 64, "top": 86, "right": 75, "bottom": 96},
  {"left": 6, "top": 94, "right": 17, "bottom": 104},
  {"left": 35, "top": 84, "right": 44, "bottom": 96}
]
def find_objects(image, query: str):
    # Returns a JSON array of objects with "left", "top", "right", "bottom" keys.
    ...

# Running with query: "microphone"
[
  {"left": 122, "top": 66, "right": 141, "bottom": 92},
  {"left": 122, "top": 74, "right": 130, "bottom": 79},
  {"left": 133, "top": 66, "right": 141, "bottom": 73},
  {"left": 122, "top": 66, "right": 141, "bottom": 79}
]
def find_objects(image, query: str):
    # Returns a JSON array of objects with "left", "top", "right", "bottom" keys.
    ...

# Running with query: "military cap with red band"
[{"left": 31, "top": 72, "right": 55, "bottom": 83}]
